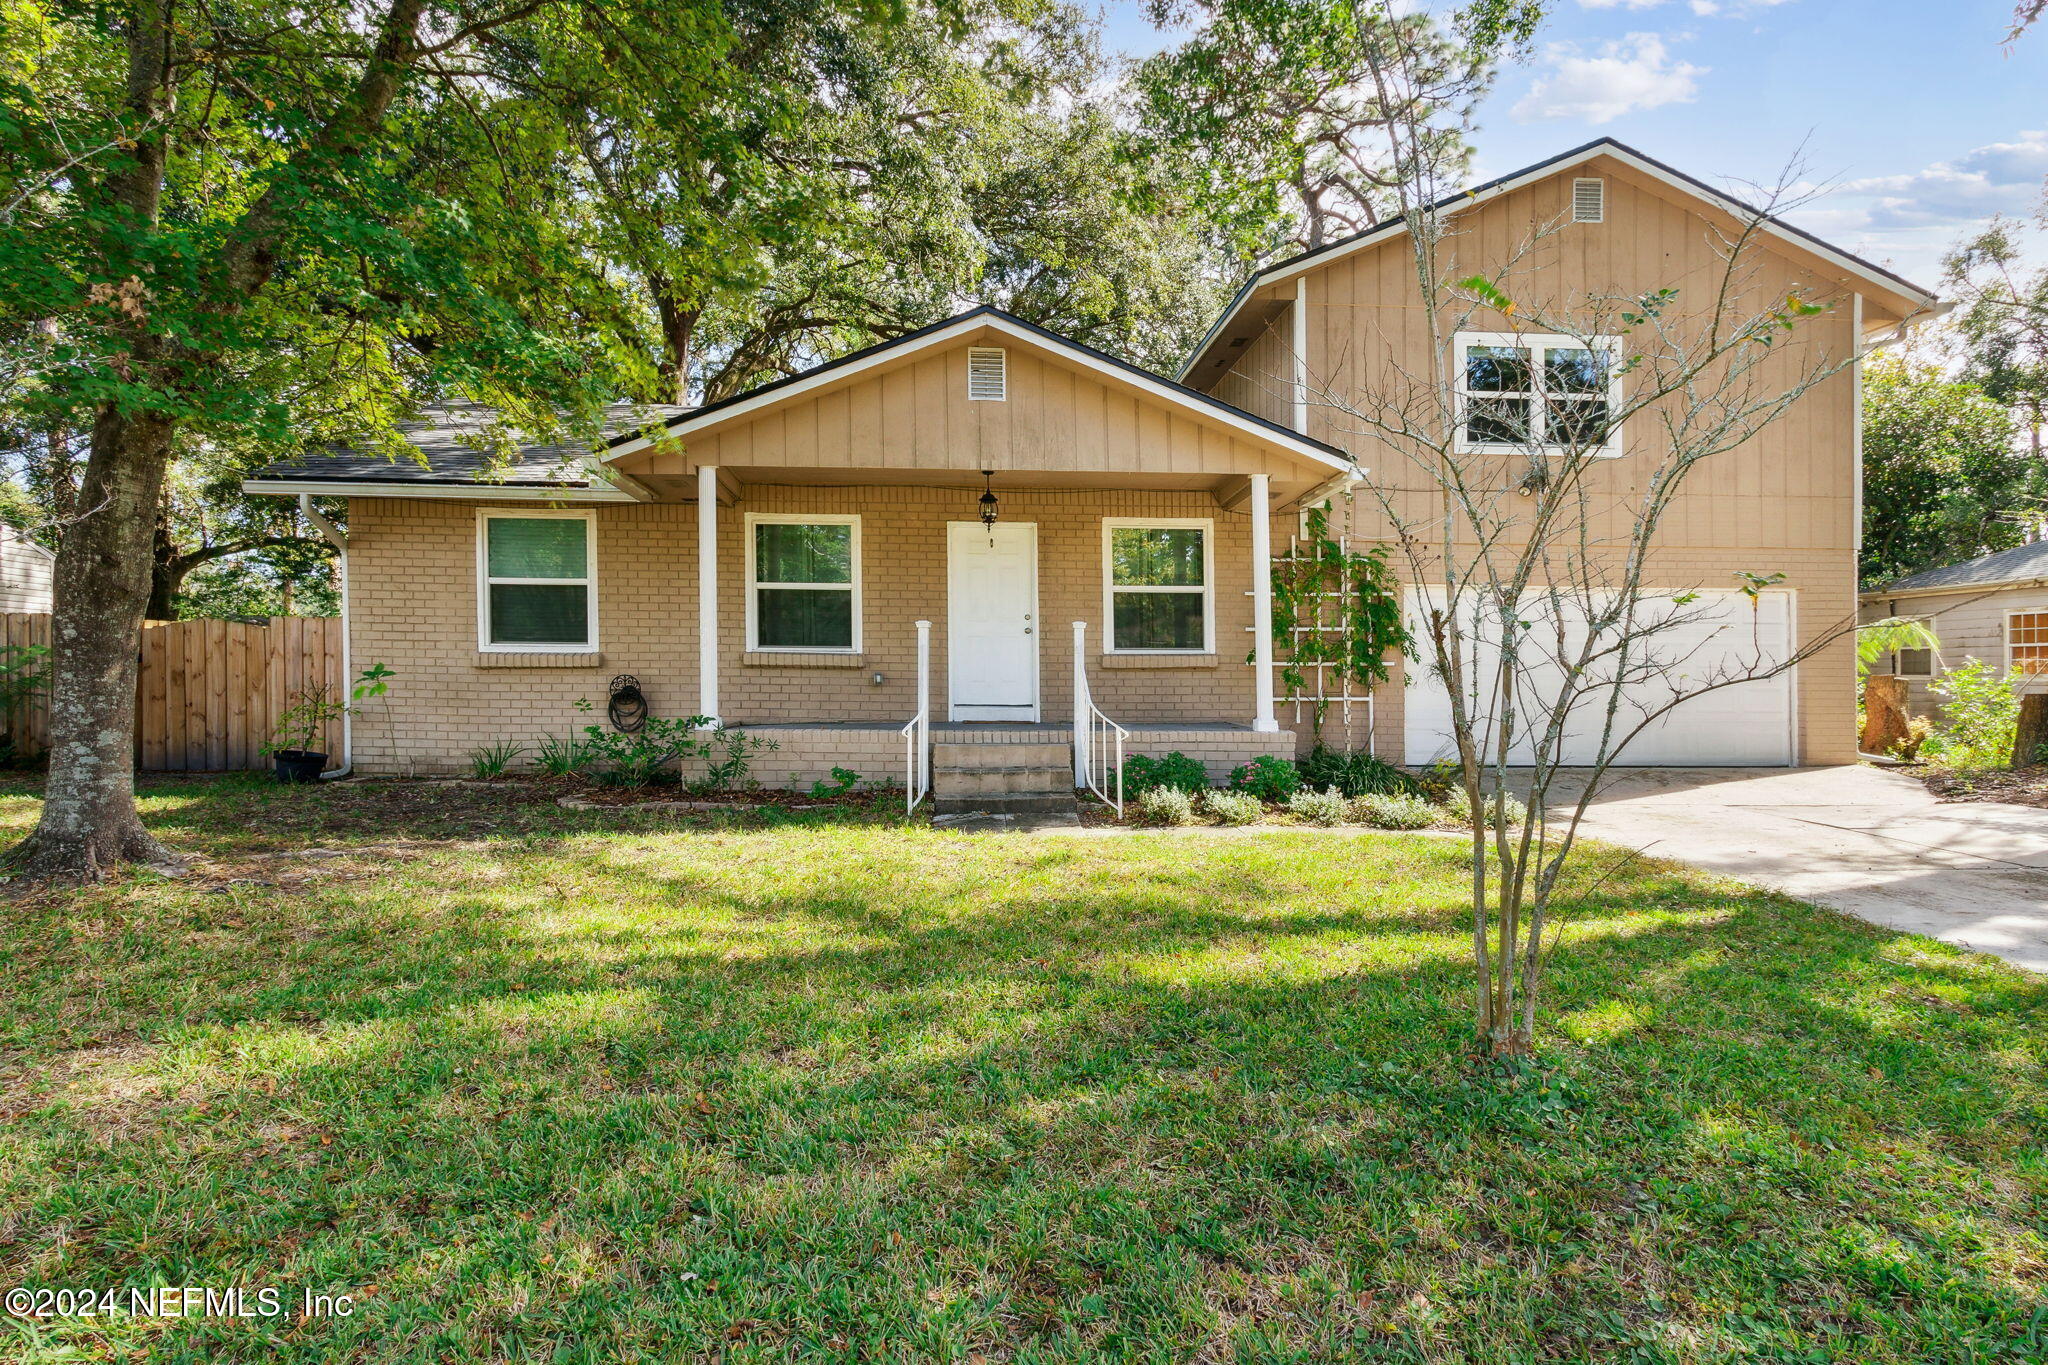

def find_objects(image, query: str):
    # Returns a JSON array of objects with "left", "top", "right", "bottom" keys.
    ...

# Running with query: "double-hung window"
[
  {"left": 1455, "top": 331, "right": 1621, "bottom": 456},
  {"left": 1103, "top": 519, "right": 1212, "bottom": 653},
  {"left": 748, "top": 515, "right": 860, "bottom": 652},
  {"left": 477, "top": 510, "right": 596, "bottom": 650},
  {"left": 2009, "top": 611, "right": 2048, "bottom": 677},
  {"left": 1891, "top": 619, "right": 1935, "bottom": 679}
]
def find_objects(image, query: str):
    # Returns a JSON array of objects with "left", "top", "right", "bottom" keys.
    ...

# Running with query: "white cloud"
[
  {"left": 1787, "top": 132, "right": 2048, "bottom": 285},
  {"left": 1511, "top": 34, "right": 1705, "bottom": 124},
  {"left": 1576, "top": 0, "right": 1791, "bottom": 11}
]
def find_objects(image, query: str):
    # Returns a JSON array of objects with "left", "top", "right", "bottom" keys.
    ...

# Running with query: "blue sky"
[{"left": 1099, "top": 1, "right": 2048, "bottom": 288}]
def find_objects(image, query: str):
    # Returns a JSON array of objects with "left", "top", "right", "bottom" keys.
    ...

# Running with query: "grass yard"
[{"left": 1, "top": 776, "right": 2044, "bottom": 1363}]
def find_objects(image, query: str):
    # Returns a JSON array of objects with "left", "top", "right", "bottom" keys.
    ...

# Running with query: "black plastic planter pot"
[{"left": 272, "top": 749, "right": 328, "bottom": 784}]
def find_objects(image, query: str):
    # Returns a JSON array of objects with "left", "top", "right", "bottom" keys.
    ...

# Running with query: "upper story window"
[
  {"left": 477, "top": 510, "right": 597, "bottom": 651},
  {"left": 1455, "top": 331, "right": 1622, "bottom": 458},
  {"left": 1103, "top": 519, "right": 1212, "bottom": 653},
  {"left": 748, "top": 514, "right": 861, "bottom": 652}
]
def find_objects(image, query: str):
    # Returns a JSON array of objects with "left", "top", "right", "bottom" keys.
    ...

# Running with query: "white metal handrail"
[
  {"left": 901, "top": 619, "right": 931, "bottom": 814},
  {"left": 1071, "top": 621, "right": 1126, "bottom": 815}
]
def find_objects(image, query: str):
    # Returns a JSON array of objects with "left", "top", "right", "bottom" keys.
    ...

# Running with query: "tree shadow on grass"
[{"left": 2, "top": 799, "right": 2045, "bottom": 1362}]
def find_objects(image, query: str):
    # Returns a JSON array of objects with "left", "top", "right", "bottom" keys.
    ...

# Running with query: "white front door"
[{"left": 948, "top": 521, "right": 1039, "bottom": 721}]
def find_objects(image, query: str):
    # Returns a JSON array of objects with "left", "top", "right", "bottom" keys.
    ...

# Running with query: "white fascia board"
[
  {"left": 609, "top": 313, "right": 1355, "bottom": 477},
  {"left": 1186, "top": 144, "right": 1942, "bottom": 379},
  {"left": 242, "top": 478, "right": 636, "bottom": 503},
  {"left": 1863, "top": 577, "right": 2048, "bottom": 602}
]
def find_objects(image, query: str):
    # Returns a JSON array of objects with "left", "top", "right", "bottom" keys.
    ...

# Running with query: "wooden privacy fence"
[{"left": 0, "top": 613, "right": 343, "bottom": 772}]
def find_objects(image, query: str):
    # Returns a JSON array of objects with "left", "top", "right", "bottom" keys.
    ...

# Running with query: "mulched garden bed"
[
  {"left": 1914, "top": 762, "right": 2048, "bottom": 808},
  {"left": 428, "top": 773, "right": 905, "bottom": 813}
]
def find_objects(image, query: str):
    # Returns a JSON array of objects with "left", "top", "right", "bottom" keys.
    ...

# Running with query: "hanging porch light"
[{"left": 978, "top": 469, "right": 1000, "bottom": 541}]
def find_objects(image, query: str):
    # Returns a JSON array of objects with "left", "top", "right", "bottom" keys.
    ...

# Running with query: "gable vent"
[
  {"left": 1572, "top": 177, "right": 1605, "bottom": 224},
  {"left": 967, "top": 347, "right": 1007, "bottom": 401}
]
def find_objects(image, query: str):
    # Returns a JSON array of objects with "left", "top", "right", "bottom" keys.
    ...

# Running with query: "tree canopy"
[{"left": 1860, "top": 354, "right": 2036, "bottom": 588}]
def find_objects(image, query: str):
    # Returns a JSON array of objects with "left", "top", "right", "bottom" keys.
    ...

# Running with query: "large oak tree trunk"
[{"left": 10, "top": 406, "right": 179, "bottom": 877}]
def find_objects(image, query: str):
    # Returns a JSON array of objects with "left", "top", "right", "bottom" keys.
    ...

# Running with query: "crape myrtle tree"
[
  {"left": 0, "top": 0, "right": 883, "bottom": 877},
  {"left": 1300, "top": 3, "right": 1939, "bottom": 1055}
]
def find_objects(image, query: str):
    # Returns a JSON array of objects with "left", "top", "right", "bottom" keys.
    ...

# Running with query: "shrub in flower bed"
[
  {"left": 1199, "top": 789, "right": 1265, "bottom": 825},
  {"left": 1352, "top": 792, "right": 1436, "bottom": 829},
  {"left": 1136, "top": 785, "right": 1199, "bottom": 825},
  {"left": 1120, "top": 752, "right": 1210, "bottom": 796},
  {"left": 1285, "top": 786, "right": 1348, "bottom": 826},
  {"left": 1229, "top": 755, "right": 1302, "bottom": 802}
]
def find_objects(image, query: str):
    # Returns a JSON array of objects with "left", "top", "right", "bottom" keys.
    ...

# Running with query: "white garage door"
[{"left": 1402, "top": 588, "right": 1796, "bottom": 768}]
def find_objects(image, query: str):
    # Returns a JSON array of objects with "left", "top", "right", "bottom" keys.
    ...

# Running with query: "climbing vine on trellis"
[{"left": 1255, "top": 502, "right": 1410, "bottom": 735}]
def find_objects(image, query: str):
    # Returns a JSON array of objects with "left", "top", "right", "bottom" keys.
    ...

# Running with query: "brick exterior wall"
[
  {"left": 345, "top": 485, "right": 1855, "bottom": 778},
  {"left": 344, "top": 489, "right": 1292, "bottom": 779}
]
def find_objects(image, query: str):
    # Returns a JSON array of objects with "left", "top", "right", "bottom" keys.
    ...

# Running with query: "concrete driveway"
[{"left": 1545, "top": 765, "right": 2048, "bottom": 973}]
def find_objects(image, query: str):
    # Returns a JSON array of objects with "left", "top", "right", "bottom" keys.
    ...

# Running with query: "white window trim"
[
  {"left": 1889, "top": 615, "right": 1935, "bottom": 679},
  {"left": 1453, "top": 330, "right": 1624, "bottom": 459},
  {"left": 475, "top": 508, "right": 598, "bottom": 653},
  {"left": 2005, "top": 607, "right": 2048, "bottom": 682},
  {"left": 745, "top": 512, "right": 862, "bottom": 654},
  {"left": 1102, "top": 517, "right": 1215, "bottom": 655}
]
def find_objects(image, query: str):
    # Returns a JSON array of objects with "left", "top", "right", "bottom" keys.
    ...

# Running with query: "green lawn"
[{"left": 1, "top": 777, "right": 2043, "bottom": 1363}]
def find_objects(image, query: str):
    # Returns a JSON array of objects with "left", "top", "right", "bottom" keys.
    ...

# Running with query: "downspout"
[{"left": 300, "top": 495, "right": 352, "bottom": 779}]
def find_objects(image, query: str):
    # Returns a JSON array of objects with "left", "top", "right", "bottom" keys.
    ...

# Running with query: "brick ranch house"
[{"left": 246, "top": 139, "right": 1942, "bottom": 809}]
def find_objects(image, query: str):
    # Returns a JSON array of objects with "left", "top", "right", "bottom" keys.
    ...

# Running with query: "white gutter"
[
  {"left": 300, "top": 495, "right": 354, "bottom": 780},
  {"left": 246, "top": 478, "right": 634, "bottom": 503}
]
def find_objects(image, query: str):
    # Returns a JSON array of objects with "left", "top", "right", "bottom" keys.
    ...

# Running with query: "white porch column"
[
  {"left": 1249, "top": 473, "right": 1279, "bottom": 732},
  {"left": 697, "top": 464, "right": 720, "bottom": 727}
]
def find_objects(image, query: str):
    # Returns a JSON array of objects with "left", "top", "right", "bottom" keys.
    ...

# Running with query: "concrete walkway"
[{"left": 1546, "top": 766, "right": 2048, "bottom": 972}]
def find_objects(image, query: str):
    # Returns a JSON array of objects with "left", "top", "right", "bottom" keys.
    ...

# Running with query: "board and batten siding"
[
  {"left": 635, "top": 339, "right": 1319, "bottom": 488},
  {"left": 1210, "top": 310, "right": 1298, "bottom": 431},
  {"left": 1211, "top": 153, "right": 1866, "bottom": 763}
]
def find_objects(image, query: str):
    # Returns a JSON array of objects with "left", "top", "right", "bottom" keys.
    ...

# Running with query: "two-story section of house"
[{"left": 1180, "top": 139, "right": 1942, "bottom": 768}]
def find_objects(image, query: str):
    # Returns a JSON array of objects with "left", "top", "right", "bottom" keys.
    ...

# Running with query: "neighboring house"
[
  {"left": 1859, "top": 540, "right": 2048, "bottom": 715},
  {"left": 0, "top": 524, "right": 55, "bottom": 614},
  {"left": 246, "top": 138, "right": 1941, "bottom": 800}
]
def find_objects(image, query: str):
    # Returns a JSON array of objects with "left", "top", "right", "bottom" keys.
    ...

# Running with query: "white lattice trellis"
[{"left": 1248, "top": 527, "right": 1389, "bottom": 753}]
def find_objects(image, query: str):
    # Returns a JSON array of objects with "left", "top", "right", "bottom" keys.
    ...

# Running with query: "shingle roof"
[
  {"left": 251, "top": 401, "right": 688, "bottom": 486},
  {"left": 1878, "top": 541, "right": 2048, "bottom": 595}
]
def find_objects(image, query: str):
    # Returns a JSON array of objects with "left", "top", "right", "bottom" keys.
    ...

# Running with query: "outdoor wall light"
[{"left": 979, "top": 469, "right": 1000, "bottom": 539}]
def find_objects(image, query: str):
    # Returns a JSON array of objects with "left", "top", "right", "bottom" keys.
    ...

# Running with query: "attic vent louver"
[
  {"left": 967, "top": 347, "right": 1007, "bottom": 401},
  {"left": 1571, "top": 178, "right": 1605, "bottom": 224}
]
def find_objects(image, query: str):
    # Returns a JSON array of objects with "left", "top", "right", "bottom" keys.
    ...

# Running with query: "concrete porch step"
[
  {"left": 932, "top": 792, "right": 1079, "bottom": 816},
  {"left": 932, "top": 740, "right": 1070, "bottom": 771},
  {"left": 933, "top": 765, "right": 1075, "bottom": 797}
]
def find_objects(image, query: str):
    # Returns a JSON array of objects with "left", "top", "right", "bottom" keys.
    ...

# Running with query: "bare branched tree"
[{"left": 1303, "top": 9, "right": 1941, "bottom": 1055}]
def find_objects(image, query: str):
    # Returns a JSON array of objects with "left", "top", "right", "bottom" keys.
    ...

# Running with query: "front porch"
[{"left": 735, "top": 720, "right": 1298, "bottom": 793}]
